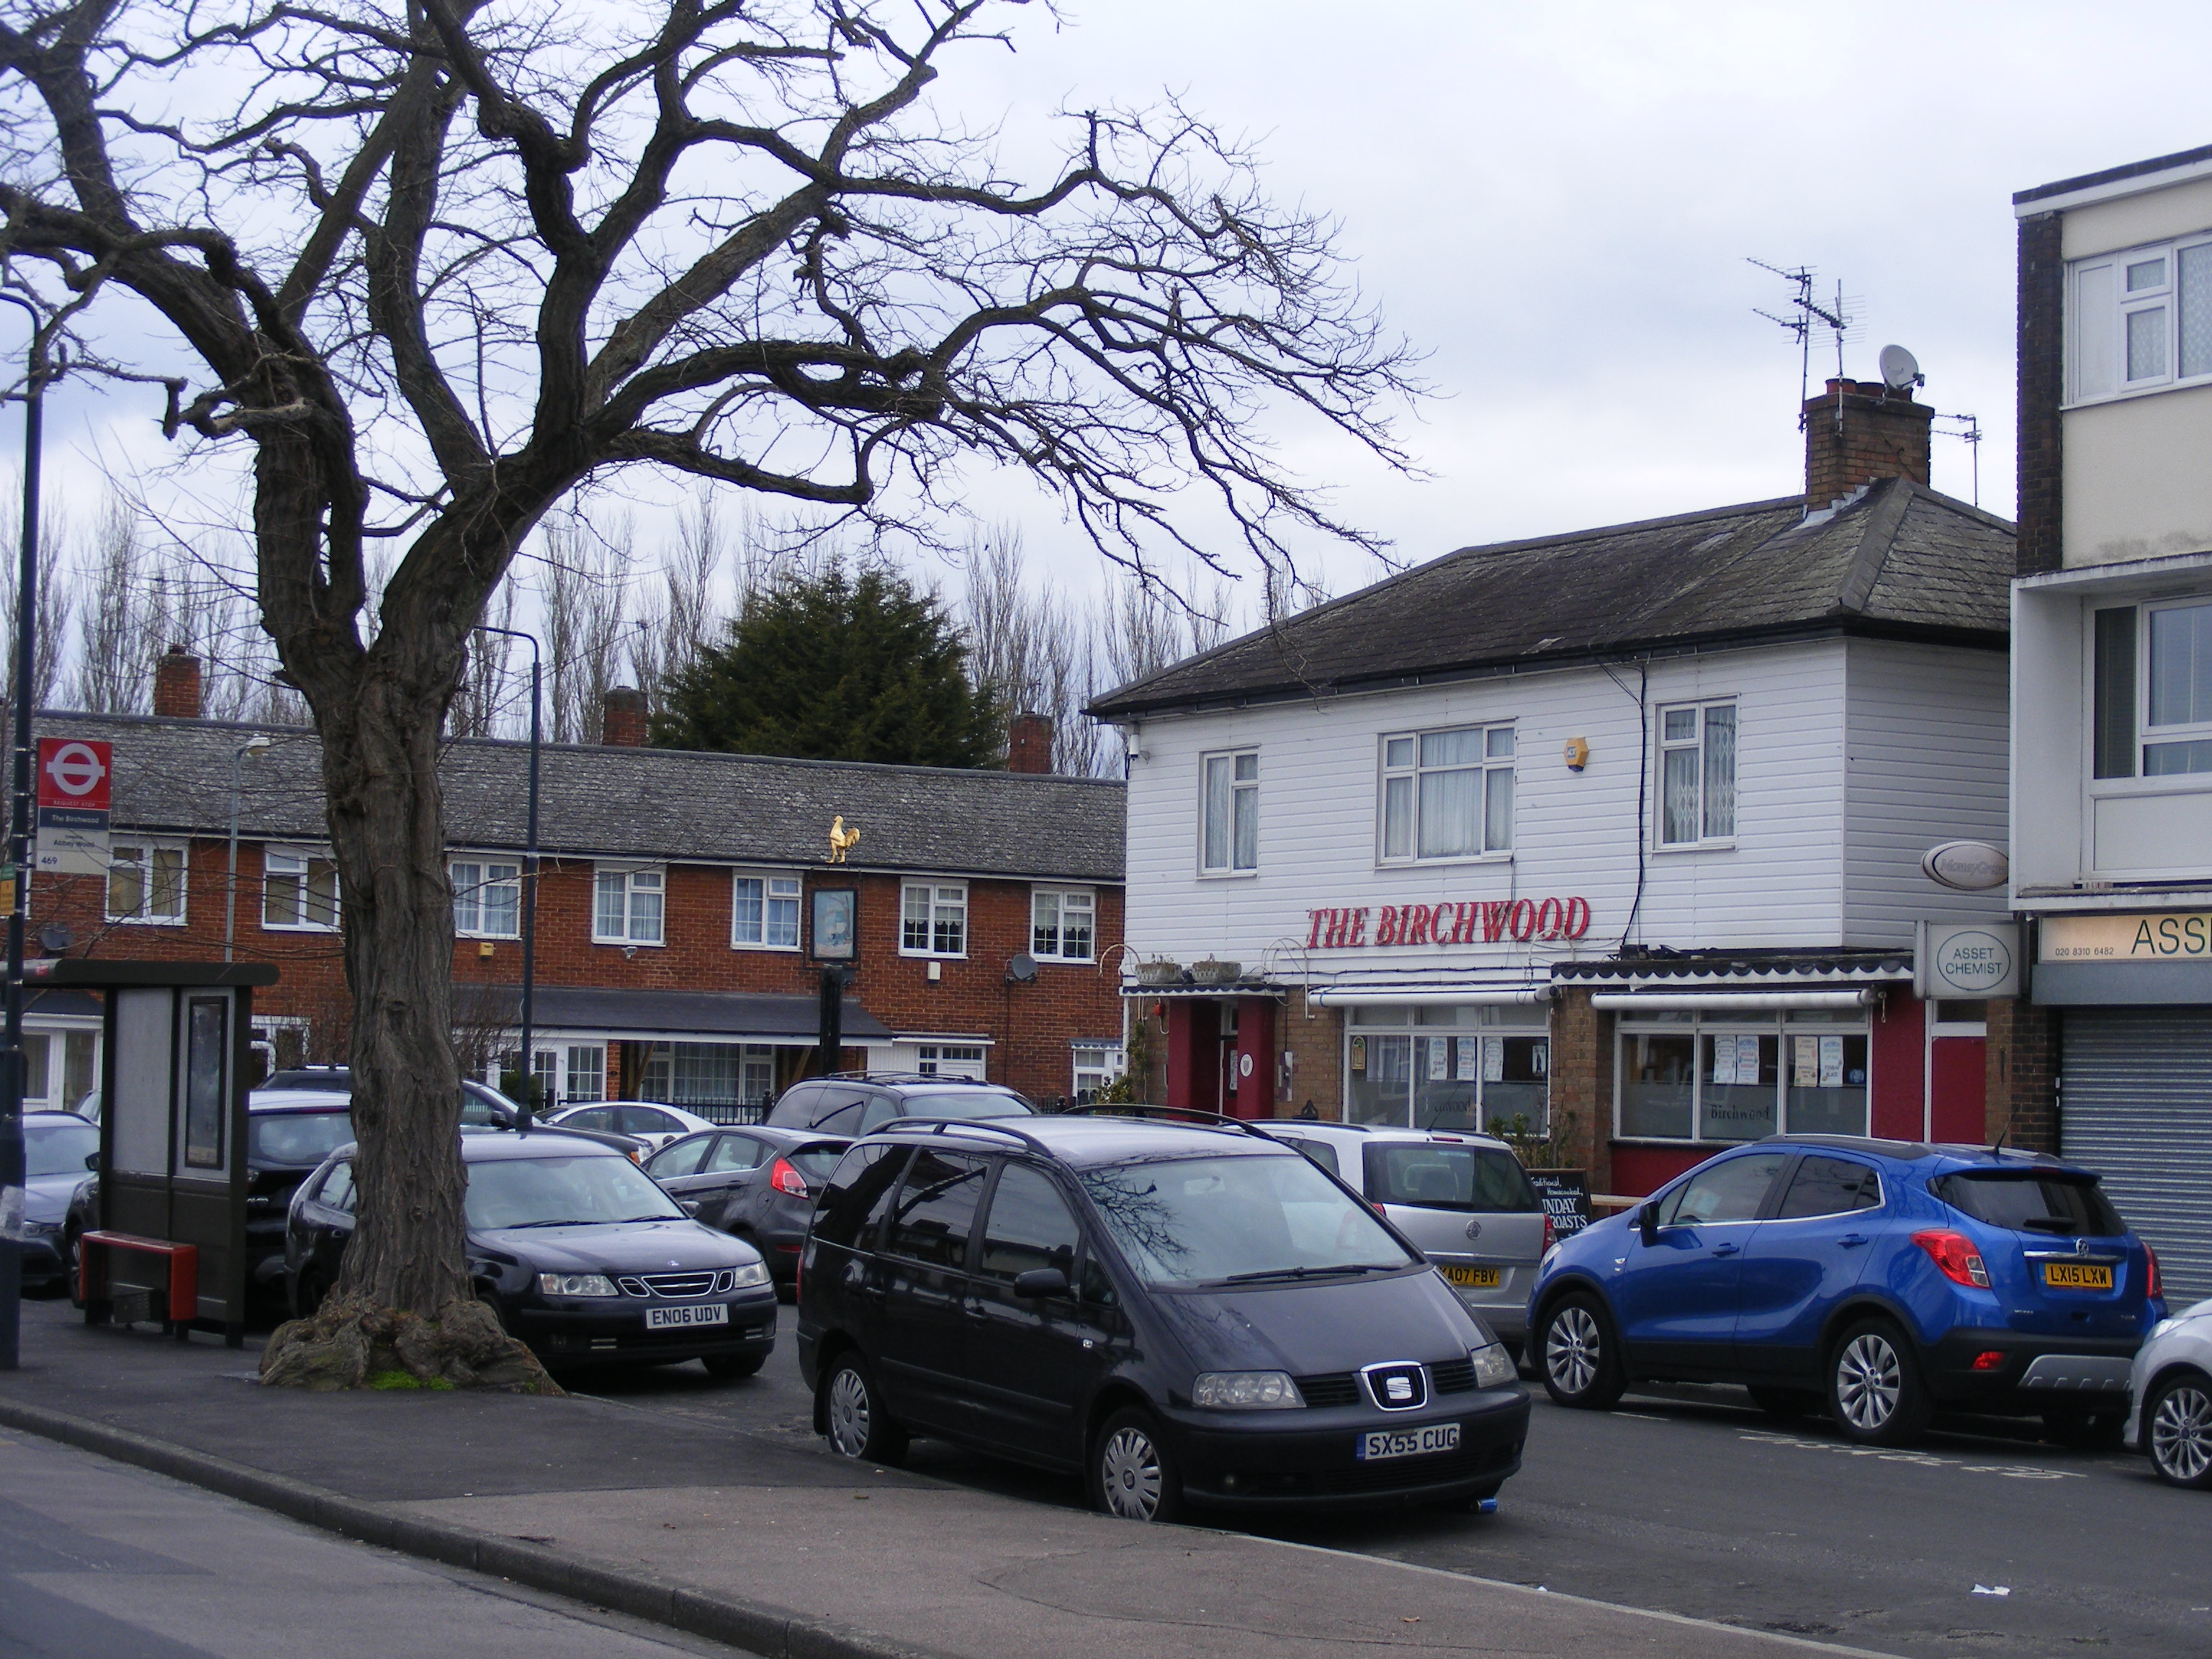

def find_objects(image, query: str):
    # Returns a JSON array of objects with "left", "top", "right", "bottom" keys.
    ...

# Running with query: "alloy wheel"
[
  {"left": 827, "top": 1367, "right": 873, "bottom": 1458},
  {"left": 2151, "top": 1383, "right": 2212, "bottom": 1484},
  {"left": 1835, "top": 1332, "right": 1902, "bottom": 1431},
  {"left": 1546, "top": 1305, "right": 1600, "bottom": 1396},
  {"left": 1098, "top": 1425, "right": 1165, "bottom": 1520}
]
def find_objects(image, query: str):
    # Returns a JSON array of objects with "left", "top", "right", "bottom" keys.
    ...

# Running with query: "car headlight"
[
  {"left": 1192, "top": 1370, "right": 1305, "bottom": 1409},
  {"left": 1470, "top": 1342, "right": 1518, "bottom": 1389},
  {"left": 730, "top": 1261, "right": 771, "bottom": 1289},
  {"left": 22, "top": 1218, "right": 59, "bottom": 1238},
  {"left": 537, "top": 1272, "right": 620, "bottom": 1298}
]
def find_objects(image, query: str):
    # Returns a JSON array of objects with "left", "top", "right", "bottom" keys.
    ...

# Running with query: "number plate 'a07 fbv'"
[{"left": 1355, "top": 1423, "right": 1460, "bottom": 1462}]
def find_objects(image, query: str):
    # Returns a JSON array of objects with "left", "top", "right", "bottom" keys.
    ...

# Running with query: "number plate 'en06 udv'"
[
  {"left": 1356, "top": 1423, "right": 1460, "bottom": 1462},
  {"left": 646, "top": 1303, "right": 729, "bottom": 1330}
]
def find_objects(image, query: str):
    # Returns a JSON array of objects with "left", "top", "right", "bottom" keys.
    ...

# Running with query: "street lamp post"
[
  {"left": 0, "top": 295, "right": 51, "bottom": 1371},
  {"left": 224, "top": 734, "right": 273, "bottom": 963},
  {"left": 475, "top": 625, "right": 540, "bottom": 1130}
]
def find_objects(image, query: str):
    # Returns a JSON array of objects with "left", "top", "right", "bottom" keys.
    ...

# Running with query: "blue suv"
[{"left": 1529, "top": 1136, "right": 2165, "bottom": 1447}]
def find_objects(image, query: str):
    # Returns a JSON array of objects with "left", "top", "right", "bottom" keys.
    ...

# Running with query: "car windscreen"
[
  {"left": 25, "top": 1120, "right": 99, "bottom": 1178},
  {"left": 249, "top": 1111, "right": 356, "bottom": 1168},
  {"left": 899, "top": 1092, "right": 1033, "bottom": 1120},
  {"left": 464, "top": 1153, "right": 684, "bottom": 1230},
  {"left": 1364, "top": 1143, "right": 1540, "bottom": 1214},
  {"left": 1078, "top": 1152, "right": 1417, "bottom": 1287},
  {"left": 1933, "top": 1170, "right": 2126, "bottom": 1236}
]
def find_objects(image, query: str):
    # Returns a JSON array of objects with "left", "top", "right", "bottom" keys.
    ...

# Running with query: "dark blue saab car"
[{"left": 1529, "top": 1136, "right": 2164, "bottom": 1448}]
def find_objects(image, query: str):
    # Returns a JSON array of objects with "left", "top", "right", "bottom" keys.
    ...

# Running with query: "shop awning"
[
  {"left": 1591, "top": 989, "right": 1878, "bottom": 1013},
  {"left": 1305, "top": 984, "right": 1550, "bottom": 1007}
]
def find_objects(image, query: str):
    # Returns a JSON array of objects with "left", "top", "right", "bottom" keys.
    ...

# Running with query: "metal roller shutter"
[{"left": 2062, "top": 1009, "right": 2212, "bottom": 1303}]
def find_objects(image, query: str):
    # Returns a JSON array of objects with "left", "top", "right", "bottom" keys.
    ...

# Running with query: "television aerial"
[{"left": 1878, "top": 343, "right": 1923, "bottom": 392}]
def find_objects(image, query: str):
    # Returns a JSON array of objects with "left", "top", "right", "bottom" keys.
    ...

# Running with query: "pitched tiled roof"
[
  {"left": 1089, "top": 479, "right": 2013, "bottom": 719},
  {"left": 34, "top": 711, "right": 1125, "bottom": 884}
]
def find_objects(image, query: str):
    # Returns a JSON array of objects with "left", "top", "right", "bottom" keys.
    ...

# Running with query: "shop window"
[
  {"left": 733, "top": 871, "right": 802, "bottom": 949},
  {"left": 107, "top": 842, "right": 186, "bottom": 924},
  {"left": 451, "top": 860, "right": 521, "bottom": 938},
  {"left": 594, "top": 864, "right": 665, "bottom": 944},
  {"left": 1379, "top": 724, "right": 1515, "bottom": 862},
  {"left": 1200, "top": 750, "right": 1259, "bottom": 873},
  {"left": 264, "top": 848, "right": 341, "bottom": 930},
  {"left": 1032, "top": 888, "right": 1095, "bottom": 961},
  {"left": 901, "top": 882, "right": 968, "bottom": 957},
  {"left": 1658, "top": 702, "right": 1736, "bottom": 846},
  {"left": 1615, "top": 1012, "right": 1869, "bottom": 1142},
  {"left": 1344, "top": 1004, "right": 1548, "bottom": 1132}
]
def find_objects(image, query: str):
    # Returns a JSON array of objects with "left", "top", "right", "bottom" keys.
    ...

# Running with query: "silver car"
[
  {"left": 1259, "top": 1123, "right": 1550, "bottom": 1352},
  {"left": 2126, "top": 1295, "right": 2212, "bottom": 1488}
]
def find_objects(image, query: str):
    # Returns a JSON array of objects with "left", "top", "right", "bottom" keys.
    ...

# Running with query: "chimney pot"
[
  {"left": 601, "top": 687, "right": 649, "bottom": 747},
  {"left": 1007, "top": 711, "right": 1054, "bottom": 774},
  {"left": 1803, "top": 377, "right": 1933, "bottom": 511},
  {"left": 152, "top": 646, "right": 203, "bottom": 719}
]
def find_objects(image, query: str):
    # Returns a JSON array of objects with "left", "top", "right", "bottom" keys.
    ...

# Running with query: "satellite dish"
[
  {"left": 1878, "top": 343, "right": 1923, "bottom": 392},
  {"left": 1004, "top": 952, "right": 1039, "bottom": 985}
]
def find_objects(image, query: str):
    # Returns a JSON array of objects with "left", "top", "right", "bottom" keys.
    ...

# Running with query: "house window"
[
  {"left": 733, "top": 871, "right": 802, "bottom": 949},
  {"left": 451, "top": 860, "right": 521, "bottom": 938},
  {"left": 1344, "top": 1003, "right": 1549, "bottom": 1133},
  {"left": 1032, "top": 888, "right": 1095, "bottom": 961},
  {"left": 264, "top": 848, "right": 340, "bottom": 930},
  {"left": 107, "top": 842, "right": 186, "bottom": 923},
  {"left": 1071, "top": 1043, "right": 1125, "bottom": 1100},
  {"left": 1658, "top": 701, "right": 1737, "bottom": 845},
  {"left": 2092, "top": 598, "right": 2212, "bottom": 779},
  {"left": 594, "top": 865, "right": 665, "bottom": 945},
  {"left": 1200, "top": 750, "right": 1259, "bottom": 873},
  {"left": 1615, "top": 1010, "right": 1869, "bottom": 1142},
  {"left": 2070, "top": 233, "right": 2212, "bottom": 403},
  {"left": 902, "top": 882, "right": 967, "bottom": 956},
  {"left": 1380, "top": 724, "right": 1515, "bottom": 861},
  {"left": 915, "top": 1043, "right": 986, "bottom": 1079}
]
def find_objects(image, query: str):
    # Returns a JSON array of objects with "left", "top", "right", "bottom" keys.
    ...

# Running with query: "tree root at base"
[{"left": 258, "top": 1296, "right": 565, "bottom": 1394}]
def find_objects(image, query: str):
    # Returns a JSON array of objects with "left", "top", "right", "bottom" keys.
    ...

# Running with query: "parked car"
[
  {"left": 286, "top": 1128, "right": 777, "bottom": 1377},
  {"left": 2128, "top": 1295, "right": 2212, "bottom": 1488},
  {"left": 1262, "top": 1123, "right": 1550, "bottom": 1357},
  {"left": 767, "top": 1072, "right": 1033, "bottom": 1135},
  {"left": 17, "top": 1112, "right": 99, "bottom": 1296},
  {"left": 1529, "top": 1136, "right": 2164, "bottom": 1448},
  {"left": 545, "top": 1101, "right": 721, "bottom": 1151},
  {"left": 644, "top": 1127, "right": 852, "bottom": 1291},
  {"left": 797, "top": 1110, "right": 1527, "bottom": 1521}
]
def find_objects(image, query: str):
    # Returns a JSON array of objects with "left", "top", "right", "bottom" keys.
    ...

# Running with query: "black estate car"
[
  {"left": 287, "top": 1129, "right": 778, "bottom": 1377},
  {"left": 19, "top": 1112, "right": 99, "bottom": 1295},
  {"left": 767, "top": 1073, "right": 1033, "bottom": 1135},
  {"left": 644, "top": 1126, "right": 851, "bottom": 1292},
  {"left": 796, "top": 1111, "right": 1528, "bottom": 1521}
]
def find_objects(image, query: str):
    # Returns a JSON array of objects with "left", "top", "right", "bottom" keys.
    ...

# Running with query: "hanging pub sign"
[{"left": 1305, "top": 896, "right": 1592, "bottom": 950}]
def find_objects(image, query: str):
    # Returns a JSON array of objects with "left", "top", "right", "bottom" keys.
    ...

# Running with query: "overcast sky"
[{"left": 30, "top": 0, "right": 2212, "bottom": 626}]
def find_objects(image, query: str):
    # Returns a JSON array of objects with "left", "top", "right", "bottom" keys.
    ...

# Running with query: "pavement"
[{"left": 0, "top": 1296, "right": 1906, "bottom": 1659}]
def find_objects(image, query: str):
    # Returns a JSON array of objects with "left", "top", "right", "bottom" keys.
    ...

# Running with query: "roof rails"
[
  {"left": 824, "top": 1070, "right": 1021, "bottom": 1089},
  {"left": 1058, "top": 1103, "right": 1281, "bottom": 1142},
  {"left": 876, "top": 1117, "right": 1052, "bottom": 1155}
]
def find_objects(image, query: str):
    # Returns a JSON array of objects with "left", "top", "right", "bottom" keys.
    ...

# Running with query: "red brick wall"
[
  {"left": 1985, "top": 995, "right": 2060, "bottom": 1152},
  {"left": 2015, "top": 210, "right": 2066, "bottom": 576}
]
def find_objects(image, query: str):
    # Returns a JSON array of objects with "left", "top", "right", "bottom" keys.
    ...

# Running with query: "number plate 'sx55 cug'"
[{"left": 1357, "top": 1423, "right": 1460, "bottom": 1462}]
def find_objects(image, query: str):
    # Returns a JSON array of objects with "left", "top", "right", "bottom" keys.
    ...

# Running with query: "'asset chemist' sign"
[
  {"left": 2041, "top": 912, "right": 2212, "bottom": 962},
  {"left": 1307, "top": 897, "right": 1592, "bottom": 950}
]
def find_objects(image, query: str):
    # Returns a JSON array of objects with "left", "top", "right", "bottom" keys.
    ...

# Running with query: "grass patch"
[{"left": 365, "top": 1370, "right": 455, "bottom": 1391}]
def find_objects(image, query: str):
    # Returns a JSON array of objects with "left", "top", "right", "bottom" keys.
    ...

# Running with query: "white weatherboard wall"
[{"left": 1121, "top": 635, "right": 2013, "bottom": 979}]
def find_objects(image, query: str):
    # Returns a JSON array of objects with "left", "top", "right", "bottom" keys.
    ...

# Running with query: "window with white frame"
[
  {"left": 1071, "top": 1043, "right": 1125, "bottom": 1100},
  {"left": 914, "top": 1043, "right": 986, "bottom": 1079},
  {"left": 1200, "top": 750, "right": 1259, "bottom": 873},
  {"left": 1380, "top": 724, "right": 1515, "bottom": 861},
  {"left": 2069, "top": 233, "right": 2212, "bottom": 403},
  {"left": 263, "top": 848, "right": 340, "bottom": 930},
  {"left": 1032, "top": 888, "right": 1095, "bottom": 960},
  {"left": 732, "top": 871, "right": 802, "bottom": 949},
  {"left": 451, "top": 859, "right": 521, "bottom": 938},
  {"left": 594, "top": 864, "right": 665, "bottom": 945},
  {"left": 1658, "top": 702, "right": 1737, "bottom": 845},
  {"left": 2092, "top": 598, "right": 2212, "bottom": 779},
  {"left": 902, "top": 881, "right": 967, "bottom": 956},
  {"left": 1614, "top": 1010, "right": 1869, "bottom": 1143},
  {"left": 1344, "top": 1004, "right": 1548, "bottom": 1132},
  {"left": 107, "top": 841, "right": 186, "bottom": 924}
]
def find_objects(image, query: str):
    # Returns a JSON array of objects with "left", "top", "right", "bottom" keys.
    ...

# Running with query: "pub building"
[{"left": 1092, "top": 379, "right": 2018, "bottom": 1203}]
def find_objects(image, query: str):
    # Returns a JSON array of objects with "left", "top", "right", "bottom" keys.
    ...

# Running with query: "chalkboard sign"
[{"left": 1527, "top": 1169, "right": 1591, "bottom": 1238}]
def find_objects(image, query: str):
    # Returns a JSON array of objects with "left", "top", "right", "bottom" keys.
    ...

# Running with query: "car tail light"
[
  {"left": 770, "top": 1157, "right": 810, "bottom": 1197},
  {"left": 1542, "top": 1213, "right": 1557, "bottom": 1256},
  {"left": 2146, "top": 1244, "right": 2163, "bottom": 1300},
  {"left": 1912, "top": 1228, "right": 1990, "bottom": 1289},
  {"left": 1972, "top": 1350, "right": 2005, "bottom": 1371}
]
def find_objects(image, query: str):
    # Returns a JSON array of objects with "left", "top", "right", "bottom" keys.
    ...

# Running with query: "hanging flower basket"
[
  {"left": 1189, "top": 958, "right": 1243, "bottom": 985},
  {"left": 1134, "top": 959, "right": 1185, "bottom": 987}
]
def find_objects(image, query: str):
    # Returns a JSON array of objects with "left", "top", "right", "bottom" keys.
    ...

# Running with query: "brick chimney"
[
  {"left": 601, "top": 687, "right": 648, "bottom": 747},
  {"left": 1803, "top": 378, "right": 1933, "bottom": 511},
  {"left": 1007, "top": 711, "right": 1053, "bottom": 774},
  {"left": 152, "top": 646, "right": 202, "bottom": 719}
]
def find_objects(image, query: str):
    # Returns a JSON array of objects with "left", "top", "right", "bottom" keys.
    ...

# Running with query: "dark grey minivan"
[{"left": 796, "top": 1110, "right": 1528, "bottom": 1521}]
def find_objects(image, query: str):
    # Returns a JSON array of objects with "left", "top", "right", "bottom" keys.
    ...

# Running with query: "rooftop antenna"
[
  {"left": 1933, "top": 411, "right": 1984, "bottom": 508},
  {"left": 1879, "top": 341, "right": 1986, "bottom": 508},
  {"left": 1750, "top": 259, "right": 1855, "bottom": 429}
]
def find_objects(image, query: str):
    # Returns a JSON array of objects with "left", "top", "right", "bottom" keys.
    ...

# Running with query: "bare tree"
[
  {"left": 0, "top": 0, "right": 1416, "bottom": 1387},
  {"left": 541, "top": 519, "right": 634, "bottom": 745},
  {"left": 961, "top": 526, "right": 1108, "bottom": 775},
  {"left": 449, "top": 579, "right": 516, "bottom": 739}
]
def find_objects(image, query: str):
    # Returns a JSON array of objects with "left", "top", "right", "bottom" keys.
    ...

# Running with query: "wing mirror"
[
  {"left": 1012, "top": 1267, "right": 1069, "bottom": 1299},
  {"left": 84, "top": 1152, "right": 100, "bottom": 1172},
  {"left": 678, "top": 1199, "right": 702, "bottom": 1218},
  {"left": 1638, "top": 1202, "right": 1660, "bottom": 1246}
]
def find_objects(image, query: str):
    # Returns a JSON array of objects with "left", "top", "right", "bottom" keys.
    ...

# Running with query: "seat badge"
[{"left": 1464, "top": 1219, "right": 1483, "bottom": 1241}]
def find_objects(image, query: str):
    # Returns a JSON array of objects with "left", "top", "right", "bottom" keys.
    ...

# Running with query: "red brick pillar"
[
  {"left": 1546, "top": 988, "right": 1611, "bottom": 1197},
  {"left": 601, "top": 688, "right": 648, "bottom": 746},
  {"left": 1985, "top": 997, "right": 2060, "bottom": 1152},
  {"left": 153, "top": 647, "right": 202, "bottom": 718}
]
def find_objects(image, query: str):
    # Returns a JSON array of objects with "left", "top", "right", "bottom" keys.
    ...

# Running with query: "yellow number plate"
[
  {"left": 2043, "top": 1262, "right": 2113, "bottom": 1290},
  {"left": 1442, "top": 1265, "right": 1502, "bottom": 1289}
]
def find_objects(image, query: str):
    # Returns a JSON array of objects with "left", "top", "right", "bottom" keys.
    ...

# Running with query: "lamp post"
[
  {"left": 474, "top": 624, "right": 540, "bottom": 1128},
  {"left": 223, "top": 734, "right": 273, "bottom": 962},
  {"left": 0, "top": 294, "right": 52, "bottom": 1371}
]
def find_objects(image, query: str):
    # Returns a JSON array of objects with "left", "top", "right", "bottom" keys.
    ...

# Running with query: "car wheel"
[
  {"left": 822, "top": 1354, "right": 907, "bottom": 1465},
  {"left": 1827, "top": 1319, "right": 1934, "bottom": 1447},
  {"left": 1538, "top": 1294, "right": 1627, "bottom": 1410},
  {"left": 1089, "top": 1406, "right": 1184, "bottom": 1524},
  {"left": 703, "top": 1352, "right": 765, "bottom": 1381},
  {"left": 2145, "top": 1373, "right": 2212, "bottom": 1489},
  {"left": 64, "top": 1226, "right": 84, "bottom": 1309},
  {"left": 1747, "top": 1385, "right": 1821, "bottom": 1421},
  {"left": 2041, "top": 1406, "right": 2126, "bottom": 1452}
]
